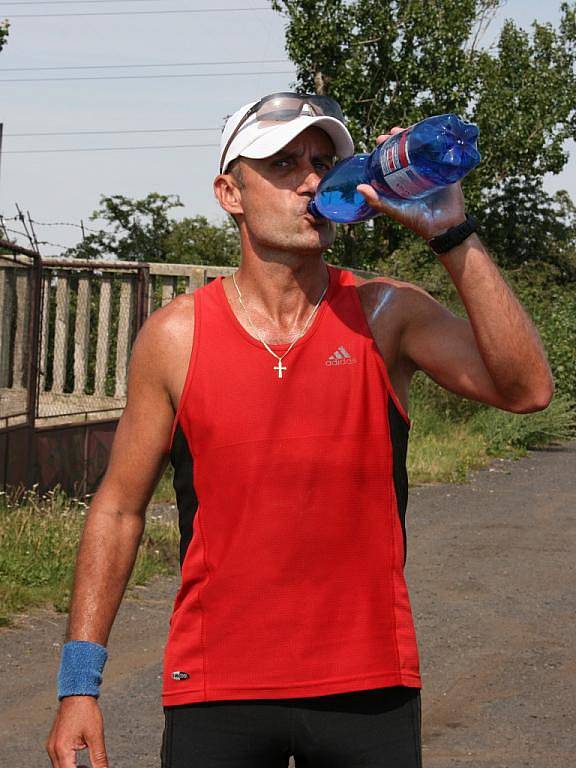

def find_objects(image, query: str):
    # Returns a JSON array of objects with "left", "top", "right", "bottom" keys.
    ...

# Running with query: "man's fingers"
[
  {"left": 87, "top": 729, "right": 110, "bottom": 768},
  {"left": 50, "top": 741, "right": 86, "bottom": 768},
  {"left": 356, "top": 183, "right": 381, "bottom": 206},
  {"left": 46, "top": 699, "right": 108, "bottom": 768},
  {"left": 375, "top": 126, "right": 406, "bottom": 144},
  {"left": 356, "top": 183, "right": 408, "bottom": 225}
]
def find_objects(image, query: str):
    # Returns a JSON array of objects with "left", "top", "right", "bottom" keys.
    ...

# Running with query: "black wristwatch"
[{"left": 427, "top": 213, "right": 478, "bottom": 255}]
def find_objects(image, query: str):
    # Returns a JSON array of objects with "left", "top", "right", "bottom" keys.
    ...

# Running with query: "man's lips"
[{"left": 303, "top": 210, "right": 323, "bottom": 225}]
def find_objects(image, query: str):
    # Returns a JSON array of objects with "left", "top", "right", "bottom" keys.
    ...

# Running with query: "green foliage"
[
  {"left": 66, "top": 193, "right": 184, "bottom": 262},
  {"left": 165, "top": 215, "right": 240, "bottom": 266},
  {"left": 476, "top": 179, "right": 576, "bottom": 276},
  {"left": 407, "top": 397, "right": 494, "bottom": 484},
  {"left": 64, "top": 194, "right": 240, "bottom": 266},
  {"left": 469, "top": 393, "right": 576, "bottom": 454},
  {"left": 271, "top": 0, "right": 576, "bottom": 272},
  {"left": 473, "top": 10, "right": 576, "bottom": 183},
  {"left": 0, "top": 485, "right": 179, "bottom": 625},
  {"left": 407, "top": 384, "right": 576, "bottom": 484},
  {"left": 0, "top": 19, "right": 9, "bottom": 53},
  {"left": 152, "top": 462, "right": 175, "bottom": 504}
]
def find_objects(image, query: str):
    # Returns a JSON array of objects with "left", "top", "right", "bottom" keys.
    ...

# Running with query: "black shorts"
[{"left": 161, "top": 685, "right": 422, "bottom": 768}]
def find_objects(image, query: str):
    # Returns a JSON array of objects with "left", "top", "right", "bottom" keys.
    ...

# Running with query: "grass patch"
[
  {"left": 408, "top": 415, "right": 493, "bottom": 485},
  {"left": 0, "top": 486, "right": 179, "bottom": 627},
  {"left": 408, "top": 391, "right": 576, "bottom": 485},
  {"left": 152, "top": 461, "right": 175, "bottom": 504}
]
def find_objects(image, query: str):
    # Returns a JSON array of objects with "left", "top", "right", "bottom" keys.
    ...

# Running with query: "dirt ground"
[{"left": 1, "top": 441, "right": 574, "bottom": 767}]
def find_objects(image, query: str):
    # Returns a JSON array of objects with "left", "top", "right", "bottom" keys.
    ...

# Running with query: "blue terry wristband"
[{"left": 57, "top": 640, "right": 108, "bottom": 700}]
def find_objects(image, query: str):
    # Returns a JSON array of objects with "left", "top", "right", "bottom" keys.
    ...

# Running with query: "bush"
[{"left": 469, "top": 393, "right": 576, "bottom": 455}]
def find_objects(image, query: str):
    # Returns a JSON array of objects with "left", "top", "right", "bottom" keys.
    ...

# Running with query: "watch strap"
[{"left": 427, "top": 213, "right": 478, "bottom": 255}]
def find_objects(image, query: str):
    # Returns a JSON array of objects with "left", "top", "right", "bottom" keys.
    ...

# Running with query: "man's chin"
[{"left": 296, "top": 226, "right": 335, "bottom": 253}]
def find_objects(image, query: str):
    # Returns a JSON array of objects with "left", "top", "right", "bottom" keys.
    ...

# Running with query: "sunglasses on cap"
[{"left": 220, "top": 92, "right": 346, "bottom": 174}]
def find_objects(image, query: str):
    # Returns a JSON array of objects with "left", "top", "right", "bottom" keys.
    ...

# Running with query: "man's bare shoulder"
[
  {"left": 143, "top": 292, "right": 195, "bottom": 343},
  {"left": 353, "top": 273, "right": 435, "bottom": 323},
  {"left": 129, "top": 293, "right": 195, "bottom": 394}
]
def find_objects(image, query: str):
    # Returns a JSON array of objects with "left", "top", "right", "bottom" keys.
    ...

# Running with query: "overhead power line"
[
  {"left": 6, "top": 128, "right": 219, "bottom": 137},
  {"left": 6, "top": 7, "right": 272, "bottom": 18},
  {"left": 5, "top": 0, "right": 202, "bottom": 4},
  {"left": 0, "top": 70, "right": 294, "bottom": 83},
  {"left": 2, "top": 0, "right": 243, "bottom": 3},
  {"left": 4, "top": 143, "right": 220, "bottom": 154},
  {"left": 1, "top": 58, "right": 289, "bottom": 72}
]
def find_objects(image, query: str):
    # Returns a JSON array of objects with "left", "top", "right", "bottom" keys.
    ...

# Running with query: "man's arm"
[
  {"left": 357, "top": 126, "right": 554, "bottom": 413},
  {"left": 46, "top": 301, "right": 182, "bottom": 768},
  {"left": 391, "top": 234, "right": 554, "bottom": 413}
]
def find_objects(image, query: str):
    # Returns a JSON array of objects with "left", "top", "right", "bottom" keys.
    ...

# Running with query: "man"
[{"left": 47, "top": 93, "right": 553, "bottom": 768}]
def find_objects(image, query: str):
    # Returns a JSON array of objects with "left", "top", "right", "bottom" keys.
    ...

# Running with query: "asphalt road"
[{"left": 1, "top": 441, "right": 574, "bottom": 767}]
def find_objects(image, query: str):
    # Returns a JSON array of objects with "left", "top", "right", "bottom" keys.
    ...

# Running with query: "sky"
[{"left": 0, "top": 0, "right": 573, "bottom": 255}]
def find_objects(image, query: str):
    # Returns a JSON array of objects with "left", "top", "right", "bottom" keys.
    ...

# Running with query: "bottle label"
[
  {"left": 379, "top": 129, "right": 412, "bottom": 175},
  {"left": 379, "top": 129, "right": 437, "bottom": 199}
]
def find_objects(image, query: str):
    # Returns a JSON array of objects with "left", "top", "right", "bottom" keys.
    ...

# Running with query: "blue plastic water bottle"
[{"left": 308, "top": 113, "right": 480, "bottom": 223}]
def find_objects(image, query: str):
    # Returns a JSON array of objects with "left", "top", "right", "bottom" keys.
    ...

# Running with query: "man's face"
[{"left": 230, "top": 126, "right": 338, "bottom": 254}]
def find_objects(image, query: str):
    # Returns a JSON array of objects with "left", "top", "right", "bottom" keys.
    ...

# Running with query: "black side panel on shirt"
[
  {"left": 169, "top": 421, "right": 198, "bottom": 568},
  {"left": 388, "top": 398, "right": 409, "bottom": 565}
]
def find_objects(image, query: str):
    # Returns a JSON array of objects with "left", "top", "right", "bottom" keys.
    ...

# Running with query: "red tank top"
[{"left": 162, "top": 264, "right": 421, "bottom": 705}]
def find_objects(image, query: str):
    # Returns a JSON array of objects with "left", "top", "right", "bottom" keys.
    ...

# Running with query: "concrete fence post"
[
  {"left": 13, "top": 269, "right": 31, "bottom": 389},
  {"left": 94, "top": 276, "right": 112, "bottom": 397},
  {"left": 51, "top": 272, "right": 70, "bottom": 394},
  {"left": 0, "top": 267, "right": 14, "bottom": 388},
  {"left": 73, "top": 274, "right": 91, "bottom": 394},
  {"left": 114, "top": 276, "right": 134, "bottom": 399},
  {"left": 39, "top": 274, "right": 51, "bottom": 393}
]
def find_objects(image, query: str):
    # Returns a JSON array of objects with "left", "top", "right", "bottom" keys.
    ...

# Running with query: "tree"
[
  {"left": 165, "top": 216, "right": 240, "bottom": 266},
  {"left": 65, "top": 193, "right": 240, "bottom": 266},
  {"left": 0, "top": 20, "right": 9, "bottom": 53},
  {"left": 270, "top": 0, "right": 576, "bottom": 273},
  {"left": 481, "top": 178, "right": 576, "bottom": 277},
  {"left": 66, "top": 193, "right": 184, "bottom": 262}
]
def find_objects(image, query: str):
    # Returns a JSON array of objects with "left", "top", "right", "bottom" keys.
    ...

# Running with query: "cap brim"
[{"left": 226, "top": 115, "right": 354, "bottom": 169}]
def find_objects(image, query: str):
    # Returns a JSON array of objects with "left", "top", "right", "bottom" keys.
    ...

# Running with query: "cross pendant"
[{"left": 274, "top": 360, "right": 287, "bottom": 378}]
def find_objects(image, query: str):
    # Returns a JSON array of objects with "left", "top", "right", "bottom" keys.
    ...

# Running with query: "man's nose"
[{"left": 298, "top": 165, "right": 322, "bottom": 194}]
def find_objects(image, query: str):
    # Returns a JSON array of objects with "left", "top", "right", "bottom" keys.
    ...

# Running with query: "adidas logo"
[{"left": 325, "top": 345, "right": 357, "bottom": 367}]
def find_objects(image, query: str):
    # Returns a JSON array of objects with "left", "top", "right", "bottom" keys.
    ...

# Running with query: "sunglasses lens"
[
  {"left": 257, "top": 96, "right": 306, "bottom": 121},
  {"left": 317, "top": 97, "right": 345, "bottom": 122},
  {"left": 259, "top": 107, "right": 302, "bottom": 120},
  {"left": 255, "top": 94, "right": 344, "bottom": 123}
]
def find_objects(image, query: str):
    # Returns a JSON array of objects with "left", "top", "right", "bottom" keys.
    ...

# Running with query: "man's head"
[{"left": 213, "top": 93, "right": 354, "bottom": 255}]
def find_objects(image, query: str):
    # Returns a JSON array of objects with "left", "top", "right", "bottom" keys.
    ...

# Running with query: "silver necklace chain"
[{"left": 232, "top": 270, "right": 328, "bottom": 378}]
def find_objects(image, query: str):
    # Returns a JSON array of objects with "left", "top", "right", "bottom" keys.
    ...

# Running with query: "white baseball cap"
[{"left": 219, "top": 97, "right": 355, "bottom": 174}]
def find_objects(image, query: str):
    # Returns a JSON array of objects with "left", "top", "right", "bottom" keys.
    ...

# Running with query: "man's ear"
[{"left": 213, "top": 173, "right": 244, "bottom": 217}]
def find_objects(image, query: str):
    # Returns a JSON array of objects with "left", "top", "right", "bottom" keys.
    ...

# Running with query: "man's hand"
[
  {"left": 356, "top": 126, "right": 467, "bottom": 241},
  {"left": 46, "top": 696, "right": 109, "bottom": 768}
]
